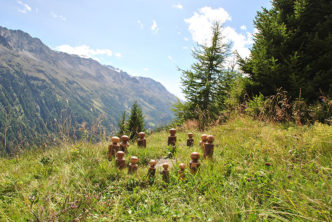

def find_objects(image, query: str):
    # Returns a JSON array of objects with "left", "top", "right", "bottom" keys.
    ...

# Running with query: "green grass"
[{"left": 1, "top": 116, "right": 331, "bottom": 221}]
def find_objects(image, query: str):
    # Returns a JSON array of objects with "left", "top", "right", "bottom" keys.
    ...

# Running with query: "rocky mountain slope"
[{"left": 0, "top": 26, "right": 177, "bottom": 152}]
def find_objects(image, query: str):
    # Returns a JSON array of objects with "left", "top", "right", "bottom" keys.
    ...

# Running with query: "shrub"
[{"left": 246, "top": 93, "right": 265, "bottom": 118}]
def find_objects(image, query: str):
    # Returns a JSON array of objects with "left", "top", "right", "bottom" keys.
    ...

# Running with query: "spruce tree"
[
  {"left": 126, "top": 102, "right": 145, "bottom": 139},
  {"left": 180, "top": 22, "right": 230, "bottom": 127},
  {"left": 239, "top": 0, "right": 332, "bottom": 103},
  {"left": 117, "top": 111, "right": 127, "bottom": 136}
]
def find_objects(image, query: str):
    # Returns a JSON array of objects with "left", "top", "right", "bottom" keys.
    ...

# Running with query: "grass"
[{"left": 0, "top": 116, "right": 331, "bottom": 221}]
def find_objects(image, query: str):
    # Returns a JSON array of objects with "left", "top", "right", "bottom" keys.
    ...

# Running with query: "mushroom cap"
[
  {"left": 188, "top": 132, "right": 194, "bottom": 138},
  {"left": 111, "top": 136, "right": 120, "bottom": 143},
  {"left": 130, "top": 156, "right": 139, "bottom": 164},
  {"left": 179, "top": 163, "right": 186, "bottom": 170},
  {"left": 162, "top": 163, "right": 169, "bottom": 170},
  {"left": 207, "top": 135, "right": 214, "bottom": 143},
  {"left": 138, "top": 132, "right": 145, "bottom": 138},
  {"left": 149, "top": 159, "right": 157, "bottom": 167},
  {"left": 190, "top": 152, "right": 200, "bottom": 160},
  {"left": 121, "top": 135, "right": 129, "bottom": 141},
  {"left": 201, "top": 134, "right": 208, "bottom": 140},
  {"left": 169, "top": 128, "right": 177, "bottom": 135},
  {"left": 116, "top": 151, "right": 125, "bottom": 158}
]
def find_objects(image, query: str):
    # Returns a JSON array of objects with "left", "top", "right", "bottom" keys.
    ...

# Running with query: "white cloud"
[
  {"left": 184, "top": 7, "right": 231, "bottom": 45},
  {"left": 184, "top": 37, "right": 189, "bottom": 41},
  {"left": 151, "top": 20, "right": 159, "bottom": 33},
  {"left": 182, "top": 46, "right": 189, "bottom": 50},
  {"left": 185, "top": 7, "right": 255, "bottom": 59},
  {"left": 50, "top": 12, "right": 67, "bottom": 21},
  {"left": 55, "top": 44, "right": 116, "bottom": 60},
  {"left": 17, "top": 1, "right": 31, "bottom": 14},
  {"left": 143, "top": 67, "right": 149, "bottom": 71},
  {"left": 223, "top": 27, "right": 253, "bottom": 58},
  {"left": 115, "top": 52, "right": 122, "bottom": 58},
  {"left": 240, "top": 25, "right": 247, "bottom": 30},
  {"left": 137, "top": 20, "right": 144, "bottom": 29},
  {"left": 172, "top": 3, "right": 183, "bottom": 10}
]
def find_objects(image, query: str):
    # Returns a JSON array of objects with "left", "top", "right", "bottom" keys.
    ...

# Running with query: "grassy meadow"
[{"left": 0, "top": 116, "right": 331, "bottom": 221}]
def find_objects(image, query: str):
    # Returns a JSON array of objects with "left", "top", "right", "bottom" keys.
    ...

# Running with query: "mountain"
[{"left": 0, "top": 26, "right": 177, "bottom": 153}]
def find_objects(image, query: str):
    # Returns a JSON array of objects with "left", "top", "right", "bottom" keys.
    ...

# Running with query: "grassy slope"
[{"left": 0, "top": 116, "right": 331, "bottom": 221}]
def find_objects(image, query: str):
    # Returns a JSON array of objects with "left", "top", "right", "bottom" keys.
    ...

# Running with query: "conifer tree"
[
  {"left": 239, "top": 0, "right": 332, "bottom": 103},
  {"left": 126, "top": 102, "right": 145, "bottom": 139},
  {"left": 117, "top": 111, "right": 127, "bottom": 136},
  {"left": 180, "top": 22, "right": 230, "bottom": 127}
]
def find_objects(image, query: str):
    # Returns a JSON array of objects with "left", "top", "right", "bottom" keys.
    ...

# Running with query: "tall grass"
[{"left": 0, "top": 116, "right": 331, "bottom": 221}]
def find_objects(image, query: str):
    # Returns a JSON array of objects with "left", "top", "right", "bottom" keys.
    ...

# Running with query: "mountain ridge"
[{"left": 0, "top": 26, "right": 177, "bottom": 153}]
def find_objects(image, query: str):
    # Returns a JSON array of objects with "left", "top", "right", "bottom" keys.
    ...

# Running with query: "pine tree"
[
  {"left": 117, "top": 111, "right": 127, "bottom": 137},
  {"left": 180, "top": 22, "right": 230, "bottom": 128},
  {"left": 126, "top": 102, "right": 145, "bottom": 139},
  {"left": 239, "top": 0, "right": 332, "bottom": 103}
]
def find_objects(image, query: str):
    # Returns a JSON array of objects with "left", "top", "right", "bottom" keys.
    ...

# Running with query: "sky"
[{"left": 0, "top": 0, "right": 271, "bottom": 100}]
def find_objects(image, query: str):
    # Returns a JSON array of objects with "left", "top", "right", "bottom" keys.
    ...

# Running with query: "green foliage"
[
  {"left": 246, "top": 93, "right": 265, "bottom": 117},
  {"left": 239, "top": 0, "right": 332, "bottom": 103},
  {"left": 0, "top": 116, "right": 331, "bottom": 221},
  {"left": 171, "top": 99, "right": 195, "bottom": 126},
  {"left": 292, "top": 97, "right": 310, "bottom": 125},
  {"left": 224, "top": 75, "right": 252, "bottom": 112},
  {"left": 244, "top": 88, "right": 332, "bottom": 124},
  {"left": 117, "top": 111, "right": 127, "bottom": 136},
  {"left": 127, "top": 102, "right": 145, "bottom": 140},
  {"left": 178, "top": 23, "right": 233, "bottom": 129},
  {"left": 308, "top": 96, "right": 332, "bottom": 124}
]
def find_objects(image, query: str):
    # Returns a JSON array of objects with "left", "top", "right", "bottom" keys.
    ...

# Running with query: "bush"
[
  {"left": 246, "top": 93, "right": 265, "bottom": 118},
  {"left": 309, "top": 96, "right": 332, "bottom": 124},
  {"left": 292, "top": 98, "right": 310, "bottom": 125},
  {"left": 243, "top": 88, "right": 331, "bottom": 125}
]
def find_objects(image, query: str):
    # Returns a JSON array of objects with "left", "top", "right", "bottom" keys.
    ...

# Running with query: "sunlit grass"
[{"left": 0, "top": 116, "right": 331, "bottom": 221}]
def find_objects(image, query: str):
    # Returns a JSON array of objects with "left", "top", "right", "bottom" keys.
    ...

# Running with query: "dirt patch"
[{"left": 155, "top": 158, "right": 177, "bottom": 169}]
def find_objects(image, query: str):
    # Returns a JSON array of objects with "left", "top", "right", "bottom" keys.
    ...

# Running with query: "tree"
[
  {"left": 117, "top": 111, "right": 127, "bottom": 136},
  {"left": 179, "top": 22, "right": 230, "bottom": 128},
  {"left": 126, "top": 102, "right": 145, "bottom": 139},
  {"left": 239, "top": 0, "right": 332, "bottom": 103}
]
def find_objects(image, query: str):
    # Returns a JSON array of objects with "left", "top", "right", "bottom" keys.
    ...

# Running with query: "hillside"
[
  {"left": 1, "top": 116, "right": 331, "bottom": 221},
  {"left": 0, "top": 26, "right": 177, "bottom": 152}
]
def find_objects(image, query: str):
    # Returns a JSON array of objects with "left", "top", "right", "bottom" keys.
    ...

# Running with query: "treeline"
[{"left": 173, "top": 0, "right": 331, "bottom": 128}]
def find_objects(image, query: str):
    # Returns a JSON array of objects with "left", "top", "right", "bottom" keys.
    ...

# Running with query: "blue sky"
[{"left": 0, "top": 0, "right": 271, "bottom": 99}]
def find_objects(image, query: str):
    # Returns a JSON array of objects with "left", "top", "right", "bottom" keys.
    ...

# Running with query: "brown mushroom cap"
[
  {"left": 179, "top": 163, "right": 186, "bottom": 170},
  {"left": 201, "top": 134, "right": 208, "bottom": 141},
  {"left": 116, "top": 151, "right": 125, "bottom": 158},
  {"left": 130, "top": 156, "right": 139, "bottom": 164},
  {"left": 162, "top": 163, "right": 169, "bottom": 170},
  {"left": 190, "top": 152, "right": 200, "bottom": 160},
  {"left": 149, "top": 159, "right": 157, "bottom": 167},
  {"left": 121, "top": 135, "right": 129, "bottom": 142},
  {"left": 207, "top": 135, "right": 214, "bottom": 143},
  {"left": 188, "top": 132, "right": 194, "bottom": 138},
  {"left": 111, "top": 136, "right": 120, "bottom": 143},
  {"left": 138, "top": 132, "right": 145, "bottom": 138}
]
